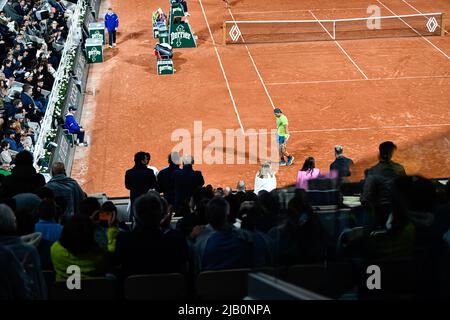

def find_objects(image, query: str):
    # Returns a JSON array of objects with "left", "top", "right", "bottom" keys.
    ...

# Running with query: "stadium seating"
[
  {"left": 48, "top": 277, "right": 116, "bottom": 300},
  {"left": 124, "top": 273, "right": 186, "bottom": 300},
  {"left": 196, "top": 268, "right": 253, "bottom": 300}
]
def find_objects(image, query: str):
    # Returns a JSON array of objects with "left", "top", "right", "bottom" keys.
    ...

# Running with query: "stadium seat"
[
  {"left": 196, "top": 268, "right": 252, "bottom": 300},
  {"left": 281, "top": 263, "right": 330, "bottom": 295},
  {"left": 357, "top": 256, "right": 418, "bottom": 300},
  {"left": 49, "top": 277, "right": 116, "bottom": 300},
  {"left": 124, "top": 273, "right": 186, "bottom": 300}
]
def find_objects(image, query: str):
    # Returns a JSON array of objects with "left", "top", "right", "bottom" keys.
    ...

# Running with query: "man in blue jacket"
[
  {"left": 64, "top": 106, "right": 87, "bottom": 146},
  {"left": 104, "top": 8, "right": 119, "bottom": 48}
]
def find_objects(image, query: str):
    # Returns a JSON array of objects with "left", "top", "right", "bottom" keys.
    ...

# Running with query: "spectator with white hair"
[
  {"left": 254, "top": 161, "right": 277, "bottom": 194},
  {"left": 0, "top": 203, "right": 47, "bottom": 299},
  {"left": 172, "top": 154, "right": 204, "bottom": 210}
]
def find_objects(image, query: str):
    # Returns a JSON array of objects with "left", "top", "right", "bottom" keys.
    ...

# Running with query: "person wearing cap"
[
  {"left": 64, "top": 106, "right": 87, "bottom": 147},
  {"left": 104, "top": 8, "right": 119, "bottom": 48},
  {"left": 330, "top": 145, "right": 354, "bottom": 180},
  {"left": 274, "top": 108, "right": 294, "bottom": 166}
]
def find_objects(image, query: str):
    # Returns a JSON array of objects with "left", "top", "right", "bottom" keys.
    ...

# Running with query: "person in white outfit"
[{"left": 254, "top": 161, "right": 277, "bottom": 194}]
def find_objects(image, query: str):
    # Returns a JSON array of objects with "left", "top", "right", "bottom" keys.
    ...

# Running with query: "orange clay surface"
[{"left": 72, "top": 0, "right": 450, "bottom": 197}]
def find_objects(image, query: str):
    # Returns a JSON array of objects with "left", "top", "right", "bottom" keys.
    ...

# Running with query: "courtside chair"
[
  {"left": 124, "top": 273, "right": 186, "bottom": 300},
  {"left": 196, "top": 268, "right": 252, "bottom": 300},
  {"left": 49, "top": 277, "right": 116, "bottom": 300}
]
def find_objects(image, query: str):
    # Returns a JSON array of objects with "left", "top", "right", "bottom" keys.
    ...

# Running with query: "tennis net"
[{"left": 223, "top": 13, "right": 446, "bottom": 44}]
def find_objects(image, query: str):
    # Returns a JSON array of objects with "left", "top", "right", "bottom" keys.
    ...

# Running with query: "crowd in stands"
[
  {"left": 0, "top": 139, "right": 449, "bottom": 300},
  {"left": 0, "top": 0, "right": 73, "bottom": 172}
]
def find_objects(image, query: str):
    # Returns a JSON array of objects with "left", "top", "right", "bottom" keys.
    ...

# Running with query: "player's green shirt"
[{"left": 276, "top": 114, "right": 288, "bottom": 137}]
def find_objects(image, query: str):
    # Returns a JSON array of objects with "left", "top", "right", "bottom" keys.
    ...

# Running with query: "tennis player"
[{"left": 274, "top": 108, "right": 294, "bottom": 166}]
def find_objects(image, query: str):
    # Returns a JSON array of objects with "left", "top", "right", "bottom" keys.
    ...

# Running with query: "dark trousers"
[
  {"left": 181, "top": 0, "right": 188, "bottom": 13},
  {"left": 108, "top": 30, "right": 116, "bottom": 46},
  {"left": 76, "top": 130, "right": 85, "bottom": 143}
]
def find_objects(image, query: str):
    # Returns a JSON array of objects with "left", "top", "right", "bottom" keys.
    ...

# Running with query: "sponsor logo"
[{"left": 87, "top": 47, "right": 101, "bottom": 62}]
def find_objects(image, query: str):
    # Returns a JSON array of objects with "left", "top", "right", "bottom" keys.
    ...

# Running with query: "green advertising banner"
[
  {"left": 157, "top": 59, "right": 174, "bottom": 75},
  {"left": 89, "top": 22, "right": 105, "bottom": 45},
  {"left": 170, "top": 22, "right": 196, "bottom": 48}
]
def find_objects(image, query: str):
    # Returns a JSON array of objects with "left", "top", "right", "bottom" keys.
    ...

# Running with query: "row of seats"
[
  {"left": 43, "top": 256, "right": 423, "bottom": 300},
  {"left": 42, "top": 263, "right": 357, "bottom": 300}
]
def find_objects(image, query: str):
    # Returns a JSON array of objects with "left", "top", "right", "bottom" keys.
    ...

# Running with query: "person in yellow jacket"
[{"left": 50, "top": 216, "right": 111, "bottom": 280}]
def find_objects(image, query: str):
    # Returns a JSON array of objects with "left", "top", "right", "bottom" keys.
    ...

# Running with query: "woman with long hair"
[{"left": 296, "top": 156, "right": 321, "bottom": 190}]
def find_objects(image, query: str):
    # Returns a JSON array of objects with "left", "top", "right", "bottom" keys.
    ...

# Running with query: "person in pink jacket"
[{"left": 296, "top": 157, "right": 321, "bottom": 190}]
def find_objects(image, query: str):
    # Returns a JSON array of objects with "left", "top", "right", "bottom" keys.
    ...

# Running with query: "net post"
[
  {"left": 223, "top": 21, "right": 227, "bottom": 45},
  {"left": 333, "top": 20, "right": 336, "bottom": 40},
  {"left": 441, "top": 13, "right": 446, "bottom": 36}
]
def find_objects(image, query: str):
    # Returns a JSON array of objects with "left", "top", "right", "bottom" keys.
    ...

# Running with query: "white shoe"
[
  {"left": 108, "top": 45, "right": 112, "bottom": 48},
  {"left": 113, "top": 43, "right": 117, "bottom": 47},
  {"left": 185, "top": 12, "right": 190, "bottom": 17}
]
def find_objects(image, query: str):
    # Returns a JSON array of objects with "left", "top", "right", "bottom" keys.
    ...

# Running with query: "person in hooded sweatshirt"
[
  {"left": 45, "top": 162, "right": 86, "bottom": 216},
  {"left": 0, "top": 150, "right": 45, "bottom": 199}
]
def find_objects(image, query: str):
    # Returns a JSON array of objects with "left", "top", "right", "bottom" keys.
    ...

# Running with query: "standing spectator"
[
  {"left": 329, "top": 145, "right": 354, "bottom": 179},
  {"left": 157, "top": 151, "right": 180, "bottom": 205},
  {"left": 125, "top": 151, "right": 157, "bottom": 221},
  {"left": 115, "top": 192, "right": 188, "bottom": 278},
  {"left": 296, "top": 156, "right": 321, "bottom": 190},
  {"left": 145, "top": 152, "right": 159, "bottom": 176},
  {"left": 0, "top": 150, "right": 45, "bottom": 199},
  {"left": 0, "top": 204, "right": 47, "bottom": 299},
  {"left": 254, "top": 161, "right": 277, "bottom": 194},
  {"left": 361, "top": 141, "right": 406, "bottom": 228},
  {"left": 104, "top": 8, "right": 119, "bottom": 48},
  {"left": 45, "top": 162, "right": 86, "bottom": 216},
  {"left": 63, "top": 106, "right": 87, "bottom": 146},
  {"left": 172, "top": 154, "right": 205, "bottom": 210}
]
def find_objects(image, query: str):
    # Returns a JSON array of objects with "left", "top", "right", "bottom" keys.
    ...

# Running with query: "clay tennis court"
[{"left": 71, "top": 0, "right": 450, "bottom": 197}]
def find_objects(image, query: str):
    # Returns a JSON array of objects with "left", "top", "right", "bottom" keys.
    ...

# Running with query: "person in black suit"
[
  {"left": 125, "top": 151, "right": 157, "bottom": 222},
  {"left": 156, "top": 151, "right": 180, "bottom": 206},
  {"left": 172, "top": 154, "right": 204, "bottom": 210}
]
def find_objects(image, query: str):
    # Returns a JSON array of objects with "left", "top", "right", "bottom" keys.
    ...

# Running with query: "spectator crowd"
[
  {"left": 0, "top": 0, "right": 73, "bottom": 172},
  {"left": 0, "top": 138, "right": 449, "bottom": 300}
]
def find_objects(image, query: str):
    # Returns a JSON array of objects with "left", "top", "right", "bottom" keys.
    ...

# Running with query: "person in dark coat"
[
  {"left": 172, "top": 154, "right": 205, "bottom": 210},
  {"left": 157, "top": 151, "right": 180, "bottom": 206},
  {"left": 329, "top": 145, "right": 354, "bottom": 179},
  {"left": 45, "top": 162, "right": 86, "bottom": 216},
  {"left": 114, "top": 192, "right": 188, "bottom": 278},
  {"left": 0, "top": 150, "right": 45, "bottom": 199},
  {"left": 125, "top": 151, "right": 157, "bottom": 221}
]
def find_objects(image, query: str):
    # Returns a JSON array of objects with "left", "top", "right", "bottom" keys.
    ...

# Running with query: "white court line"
[
  {"left": 233, "top": 7, "right": 368, "bottom": 15},
  {"left": 377, "top": 0, "right": 450, "bottom": 60},
  {"left": 309, "top": 10, "right": 369, "bottom": 80},
  {"left": 198, "top": 0, "right": 245, "bottom": 134},
  {"left": 401, "top": 0, "right": 448, "bottom": 34},
  {"left": 266, "top": 74, "right": 450, "bottom": 85},
  {"left": 227, "top": 7, "right": 276, "bottom": 109},
  {"left": 246, "top": 123, "right": 450, "bottom": 135}
]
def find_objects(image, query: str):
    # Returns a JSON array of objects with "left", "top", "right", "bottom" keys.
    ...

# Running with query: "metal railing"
[{"left": 33, "top": 0, "right": 85, "bottom": 168}]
